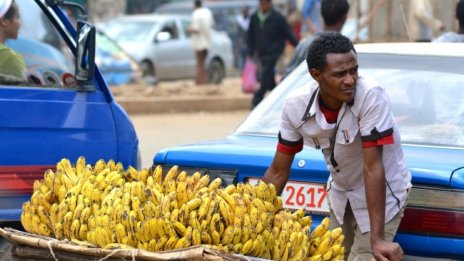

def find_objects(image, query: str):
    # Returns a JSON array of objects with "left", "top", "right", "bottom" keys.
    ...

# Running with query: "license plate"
[{"left": 248, "top": 178, "right": 329, "bottom": 214}]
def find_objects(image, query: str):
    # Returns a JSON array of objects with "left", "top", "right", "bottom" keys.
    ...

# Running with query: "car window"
[
  {"left": 1, "top": 0, "right": 75, "bottom": 89},
  {"left": 103, "top": 20, "right": 154, "bottom": 43},
  {"left": 160, "top": 21, "right": 179, "bottom": 40},
  {"left": 236, "top": 55, "right": 464, "bottom": 148}
]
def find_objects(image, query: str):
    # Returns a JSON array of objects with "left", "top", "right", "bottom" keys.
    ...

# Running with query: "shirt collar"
[{"left": 300, "top": 86, "right": 355, "bottom": 122}]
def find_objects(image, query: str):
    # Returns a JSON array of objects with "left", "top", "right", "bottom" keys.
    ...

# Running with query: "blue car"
[
  {"left": 0, "top": 0, "right": 139, "bottom": 222},
  {"left": 153, "top": 43, "right": 464, "bottom": 260}
]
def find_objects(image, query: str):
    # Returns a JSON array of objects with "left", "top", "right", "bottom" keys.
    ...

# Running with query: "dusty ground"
[{"left": 110, "top": 77, "right": 248, "bottom": 99}]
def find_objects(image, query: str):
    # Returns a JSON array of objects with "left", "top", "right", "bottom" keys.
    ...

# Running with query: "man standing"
[
  {"left": 301, "top": 0, "right": 321, "bottom": 37},
  {"left": 286, "top": 0, "right": 350, "bottom": 74},
  {"left": 235, "top": 5, "right": 250, "bottom": 71},
  {"left": 247, "top": 0, "right": 298, "bottom": 108},
  {"left": 189, "top": 0, "right": 214, "bottom": 85},
  {"left": 262, "top": 32, "right": 411, "bottom": 261},
  {"left": 408, "top": 0, "right": 444, "bottom": 42}
]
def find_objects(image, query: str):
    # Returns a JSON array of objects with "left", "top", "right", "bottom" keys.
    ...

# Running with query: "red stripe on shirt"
[
  {"left": 277, "top": 140, "right": 303, "bottom": 154},
  {"left": 362, "top": 134, "right": 394, "bottom": 148}
]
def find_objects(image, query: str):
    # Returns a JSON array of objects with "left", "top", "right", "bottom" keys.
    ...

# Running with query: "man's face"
[
  {"left": 311, "top": 51, "right": 358, "bottom": 110},
  {"left": 259, "top": 0, "right": 271, "bottom": 12}
]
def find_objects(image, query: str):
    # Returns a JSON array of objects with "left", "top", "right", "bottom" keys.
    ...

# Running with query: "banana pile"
[
  {"left": 272, "top": 211, "right": 345, "bottom": 261},
  {"left": 21, "top": 157, "right": 345, "bottom": 260}
]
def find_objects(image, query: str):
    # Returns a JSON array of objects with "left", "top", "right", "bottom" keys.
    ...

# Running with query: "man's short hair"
[
  {"left": 194, "top": 0, "right": 202, "bottom": 8},
  {"left": 457, "top": 0, "right": 464, "bottom": 27},
  {"left": 306, "top": 32, "right": 355, "bottom": 71},
  {"left": 321, "top": 0, "right": 350, "bottom": 26}
]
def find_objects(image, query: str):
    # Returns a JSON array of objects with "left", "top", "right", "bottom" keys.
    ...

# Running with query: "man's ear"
[{"left": 309, "top": 68, "right": 321, "bottom": 82}]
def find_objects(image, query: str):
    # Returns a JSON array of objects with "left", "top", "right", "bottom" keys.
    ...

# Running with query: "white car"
[{"left": 100, "top": 14, "right": 234, "bottom": 84}]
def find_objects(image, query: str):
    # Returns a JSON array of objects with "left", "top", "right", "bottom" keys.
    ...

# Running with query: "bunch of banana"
[
  {"left": 22, "top": 157, "right": 347, "bottom": 260},
  {"left": 270, "top": 209, "right": 345, "bottom": 261},
  {"left": 306, "top": 217, "right": 345, "bottom": 261}
]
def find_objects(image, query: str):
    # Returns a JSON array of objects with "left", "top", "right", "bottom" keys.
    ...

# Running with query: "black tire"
[
  {"left": 141, "top": 60, "right": 155, "bottom": 77},
  {"left": 140, "top": 61, "right": 157, "bottom": 85},
  {"left": 208, "top": 59, "right": 225, "bottom": 84}
]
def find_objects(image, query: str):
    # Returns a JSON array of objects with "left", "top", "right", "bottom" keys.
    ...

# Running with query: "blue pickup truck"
[{"left": 0, "top": 0, "right": 139, "bottom": 222}]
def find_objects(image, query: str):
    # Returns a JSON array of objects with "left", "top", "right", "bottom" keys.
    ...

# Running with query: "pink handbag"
[{"left": 241, "top": 58, "right": 259, "bottom": 93}]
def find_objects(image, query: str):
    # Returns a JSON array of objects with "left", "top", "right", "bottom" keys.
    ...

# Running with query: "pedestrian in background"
[
  {"left": 287, "top": 0, "right": 302, "bottom": 41},
  {"left": 301, "top": 0, "right": 321, "bottom": 37},
  {"left": 262, "top": 32, "right": 411, "bottom": 261},
  {"left": 286, "top": 0, "right": 350, "bottom": 74},
  {"left": 408, "top": 0, "right": 444, "bottom": 42},
  {"left": 235, "top": 4, "right": 250, "bottom": 71},
  {"left": 433, "top": 0, "right": 464, "bottom": 42},
  {"left": 188, "top": 0, "right": 214, "bottom": 85},
  {"left": 0, "top": 0, "right": 26, "bottom": 79},
  {"left": 247, "top": 0, "right": 298, "bottom": 108}
]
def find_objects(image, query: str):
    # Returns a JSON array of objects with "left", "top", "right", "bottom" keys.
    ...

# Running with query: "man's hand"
[{"left": 372, "top": 239, "right": 404, "bottom": 261}]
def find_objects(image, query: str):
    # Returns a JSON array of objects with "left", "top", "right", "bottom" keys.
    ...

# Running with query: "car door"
[
  {"left": 0, "top": 2, "right": 118, "bottom": 220},
  {"left": 154, "top": 18, "right": 193, "bottom": 79}
]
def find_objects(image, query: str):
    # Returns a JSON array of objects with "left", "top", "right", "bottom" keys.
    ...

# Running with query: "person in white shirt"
[
  {"left": 408, "top": 0, "right": 444, "bottom": 42},
  {"left": 262, "top": 32, "right": 411, "bottom": 261},
  {"left": 235, "top": 5, "right": 250, "bottom": 71},
  {"left": 188, "top": 0, "right": 214, "bottom": 85}
]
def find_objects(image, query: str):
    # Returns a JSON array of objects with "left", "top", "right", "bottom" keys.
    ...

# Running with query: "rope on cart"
[
  {"left": 97, "top": 248, "right": 138, "bottom": 261},
  {"left": 46, "top": 239, "right": 59, "bottom": 261}
]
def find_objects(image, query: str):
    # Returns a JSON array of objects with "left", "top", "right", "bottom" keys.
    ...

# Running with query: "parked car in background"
[
  {"left": 99, "top": 14, "right": 233, "bottom": 84},
  {"left": 95, "top": 31, "right": 142, "bottom": 85},
  {"left": 153, "top": 43, "right": 464, "bottom": 260},
  {"left": 155, "top": 0, "right": 257, "bottom": 69}
]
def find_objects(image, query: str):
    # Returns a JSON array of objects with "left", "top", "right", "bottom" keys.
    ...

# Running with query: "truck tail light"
[
  {"left": 0, "top": 166, "right": 53, "bottom": 195},
  {"left": 399, "top": 187, "right": 464, "bottom": 237}
]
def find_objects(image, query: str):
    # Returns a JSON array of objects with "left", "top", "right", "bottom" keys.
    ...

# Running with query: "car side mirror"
[
  {"left": 156, "top": 31, "right": 171, "bottom": 42},
  {"left": 75, "top": 20, "right": 96, "bottom": 91}
]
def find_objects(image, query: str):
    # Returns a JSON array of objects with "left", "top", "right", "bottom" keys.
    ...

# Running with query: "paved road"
[{"left": 131, "top": 110, "right": 250, "bottom": 169}]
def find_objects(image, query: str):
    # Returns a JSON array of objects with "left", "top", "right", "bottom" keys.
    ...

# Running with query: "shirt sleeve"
[
  {"left": 359, "top": 87, "right": 396, "bottom": 146},
  {"left": 302, "top": 0, "right": 316, "bottom": 18},
  {"left": 277, "top": 100, "right": 304, "bottom": 154}
]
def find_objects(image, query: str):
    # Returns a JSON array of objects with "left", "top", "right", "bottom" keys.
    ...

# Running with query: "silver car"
[{"left": 100, "top": 14, "right": 234, "bottom": 84}]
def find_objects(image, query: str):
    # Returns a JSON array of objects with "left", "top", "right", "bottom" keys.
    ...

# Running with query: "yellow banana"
[
  {"left": 192, "top": 228, "right": 201, "bottom": 246},
  {"left": 208, "top": 177, "right": 222, "bottom": 192},
  {"left": 224, "top": 184, "right": 236, "bottom": 194},
  {"left": 218, "top": 190, "right": 237, "bottom": 211},
  {"left": 164, "top": 165, "right": 179, "bottom": 184},
  {"left": 193, "top": 175, "right": 210, "bottom": 192},
  {"left": 176, "top": 180, "right": 188, "bottom": 207},
  {"left": 176, "top": 170, "right": 188, "bottom": 182},
  {"left": 218, "top": 197, "right": 234, "bottom": 226},
  {"left": 211, "top": 230, "right": 221, "bottom": 245},
  {"left": 172, "top": 221, "right": 187, "bottom": 237},
  {"left": 200, "top": 231, "right": 212, "bottom": 244},
  {"left": 174, "top": 236, "right": 191, "bottom": 249},
  {"left": 154, "top": 235, "right": 169, "bottom": 251},
  {"left": 221, "top": 226, "right": 235, "bottom": 245},
  {"left": 241, "top": 239, "right": 254, "bottom": 255},
  {"left": 197, "top": 196, "right": 210, "bottom": 220}
]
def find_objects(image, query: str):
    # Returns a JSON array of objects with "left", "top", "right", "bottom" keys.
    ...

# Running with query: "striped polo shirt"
[{"left": 278, "top": 74, "right": 412, "bottom": 233}]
